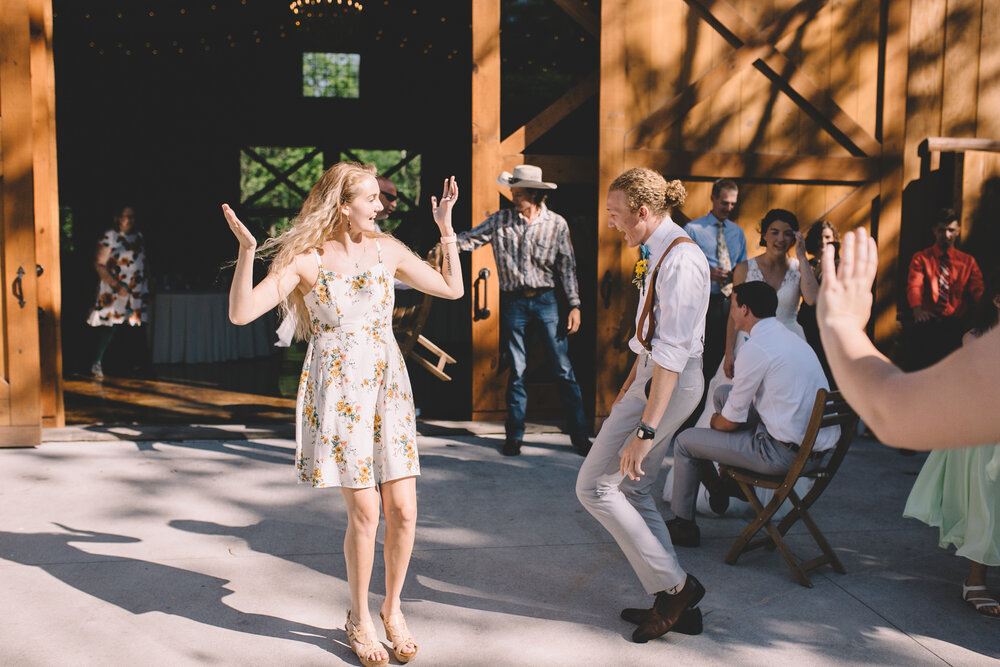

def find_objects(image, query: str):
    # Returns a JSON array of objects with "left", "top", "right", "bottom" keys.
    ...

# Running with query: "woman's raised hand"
[
  {"left": 818, "top": 228, "right": 878, "bottom": 332},
  {"left": 221, "top": 204, "right": 257, "bottom": 251},
  {"left": 793, "top": 231, "right": 808, "bottom": 259},
  {"left": 430, "top": 176, "right": 459, "bottom": 232}
]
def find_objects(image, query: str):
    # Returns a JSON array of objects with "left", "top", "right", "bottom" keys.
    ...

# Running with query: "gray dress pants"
[
  {"left": 670, "top": 385, "right": 812, "bottom": 521},
  {"left": 576, "top": 355, "right": 703, "bottom": 594}
]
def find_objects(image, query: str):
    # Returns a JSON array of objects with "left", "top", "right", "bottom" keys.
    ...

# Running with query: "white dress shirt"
[
  {"left": 628, "top": 218, "right": 710, "bottom": 372},
  {"left": 721, "top": 317, "right": 839, "bottom": 451}
]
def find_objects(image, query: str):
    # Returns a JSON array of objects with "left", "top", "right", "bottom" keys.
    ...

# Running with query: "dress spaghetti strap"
[
  {"left": 312, "top": 249, "right": 324, "bottom": 270},
  {"left": 375, "top": 240, "right": 383, "bottom": 264}
]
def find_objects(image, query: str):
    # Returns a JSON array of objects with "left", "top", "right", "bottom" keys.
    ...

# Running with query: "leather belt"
[
  {"left": 779, "top": 440, "right": 828, "bottom": 460},
  {"left": 503, "top": 287, "right": 552, "bottom": 299}
]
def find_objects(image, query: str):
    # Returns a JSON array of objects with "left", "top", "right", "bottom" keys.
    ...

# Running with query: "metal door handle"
[
  {"left": 473, "top": 267, "right": 491, "bottom": 321},
  {"left": 12, "top": 266, "right": 26, "bottom": 308},
  {"left": 601, "top": 270, "right": 614, "bottom": 309}
]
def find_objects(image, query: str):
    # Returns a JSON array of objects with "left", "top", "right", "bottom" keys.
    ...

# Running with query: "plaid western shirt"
[{"left": 456, "top": 204, "right": 581, "bottom": 308}]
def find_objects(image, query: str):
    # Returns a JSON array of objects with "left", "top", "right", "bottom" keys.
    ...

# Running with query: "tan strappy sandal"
[
  {"left": 345, "top": 610, "right": 389, "bottom": 667},
  {"left": 381, "top": 611, "right": 419, "bottom": 663}
]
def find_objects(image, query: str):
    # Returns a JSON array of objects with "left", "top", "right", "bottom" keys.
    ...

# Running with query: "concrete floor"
[{"left": 1, "top": 428, "right": 998, "bottom": 666}]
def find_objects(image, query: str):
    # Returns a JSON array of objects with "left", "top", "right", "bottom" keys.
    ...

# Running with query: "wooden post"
[
  {"left": 470, "top": 0, "right": 505, "bottom": 421},
  {"left": 0, "top": 0, "right": 43, "bottom": 446},
  {"left": 594, "top": 0, "right": 629, "bottom": 428},
  {"left": 29, "top": 0, "right": 64, "bottom": 427},
  {"left": 875, "top": 0, "right": 911, "bottom": 346},
  {"left": 977, "top": 1, "right": 1000, "bottom": 139},
  {"left": 941, "top": 0, "right": 982, "bottom": 138}
]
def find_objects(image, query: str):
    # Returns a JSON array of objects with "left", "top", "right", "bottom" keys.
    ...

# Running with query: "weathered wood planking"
[
  {"left": 977, "top": 0, "right": 1000, "bottom": 139},
  {"left": 470, "top": 0, "right": 505, "bottom": 420},
  {"left": 0, "top": 0, "right": 43, "bottom": 445},
  {"left": 29, "top": 0, "right": 64, "bottom": 427},
  {"left": 876, "top": 0, "right": 912, "bottom": 342},
  {"left": 595, "top": 0, "right": 632, "bottom": 427},
  {"left": 941, "top": 0, "right": 982, "bottom": 137}
]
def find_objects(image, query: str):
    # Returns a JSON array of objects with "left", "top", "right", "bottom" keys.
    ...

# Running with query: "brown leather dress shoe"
[
  {"left": 620, "top": 606, "right": 703, "bottom": 635},
  {"left": 631, "top": 575, "right": 706, "bottom": 643}
]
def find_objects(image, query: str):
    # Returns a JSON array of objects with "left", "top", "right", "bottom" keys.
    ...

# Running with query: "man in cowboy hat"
[{"left": 456, "top": 164, "right": 591, "bottom": 457}]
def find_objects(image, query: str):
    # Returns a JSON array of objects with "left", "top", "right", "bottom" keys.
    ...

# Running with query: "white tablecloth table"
[{"left": 152, "top": 292, "right": 275, "bottom": 364}]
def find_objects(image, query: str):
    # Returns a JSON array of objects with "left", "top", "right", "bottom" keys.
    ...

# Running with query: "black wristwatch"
[{"left": 636, "top": 421, "right": 656, "bottom": 440}]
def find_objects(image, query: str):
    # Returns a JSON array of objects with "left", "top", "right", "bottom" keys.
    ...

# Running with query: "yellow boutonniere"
[
  {"left": 632, "top": 258, "right": 649, "bottom": 289},
  {"left": 632, "top": 244, "right": 652, "bottom": 290}
]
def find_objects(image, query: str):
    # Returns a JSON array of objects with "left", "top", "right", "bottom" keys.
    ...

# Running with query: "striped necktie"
[{"left": 937, "top": 251, "right": 951, "bottom": 311}]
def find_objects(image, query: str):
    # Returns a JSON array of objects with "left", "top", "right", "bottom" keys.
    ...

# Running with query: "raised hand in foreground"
[{"left": 817, "top": 228, "right": 1000, "bottom": 450}]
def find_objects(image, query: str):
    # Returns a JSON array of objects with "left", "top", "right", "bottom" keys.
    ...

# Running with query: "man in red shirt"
[{"left": 905, "top": 208, "right": 984, "bottom": 369}]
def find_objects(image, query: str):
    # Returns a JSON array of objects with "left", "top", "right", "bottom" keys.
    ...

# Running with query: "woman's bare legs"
[
  {"left": 340, "top": 486, "right": 390, "bottom": 662},
  {"left": 379, "top": 476, "right": 418, "bottom": 655}
]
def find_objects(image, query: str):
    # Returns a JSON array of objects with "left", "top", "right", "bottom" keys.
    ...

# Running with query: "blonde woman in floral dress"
[{"left": 223, "top": 163, "right": 462, "bottom": 667}]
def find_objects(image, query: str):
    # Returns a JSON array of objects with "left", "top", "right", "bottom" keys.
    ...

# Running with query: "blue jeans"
[{"left": 499, "top": 289, "right": 587, "bottom": 441}]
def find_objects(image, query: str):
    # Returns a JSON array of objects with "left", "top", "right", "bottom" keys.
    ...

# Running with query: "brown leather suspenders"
[{"left": 636, "top": 237, "right": 697, "bottom": 351}]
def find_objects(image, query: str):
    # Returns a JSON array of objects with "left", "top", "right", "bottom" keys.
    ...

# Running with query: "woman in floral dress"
[
  {"left": 86, "top": 205, "right": 150, "bottom": 378},
  {"left": 223, "top": 163, "right": 462, "bottom": 667}
]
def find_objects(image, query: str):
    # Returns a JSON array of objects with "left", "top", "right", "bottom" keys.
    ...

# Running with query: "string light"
[
  {"left": 68, "top": 2, "right": 466, "bottom": 60},
  {"left": 289, "top": 0, "right": 362, "bottom": 17}
]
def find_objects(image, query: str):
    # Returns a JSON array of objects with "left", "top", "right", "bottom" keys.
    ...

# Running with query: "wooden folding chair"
[
  {"left": 719, "top": 389, "right": 859, "bottom": 587},
  {"left": 392, "top": 245, "right": 456, "bottom": 381}
]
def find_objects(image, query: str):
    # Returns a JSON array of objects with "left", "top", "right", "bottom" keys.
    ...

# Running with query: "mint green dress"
[{"left": 903, "top": 444, "right": 1000, "bottom": 566}]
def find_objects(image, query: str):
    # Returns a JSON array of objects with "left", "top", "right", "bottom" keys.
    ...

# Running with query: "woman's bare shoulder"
[
  {"left": 282, "top": 249, "right": 322, "bottom": 294},
  {"left": 378, "top": 235, "right": 410, "bottom": 253},
  {"left": 378, "top": 235, "right": 420, "bottom": 264},
  {"left": 291, "top": 247, "right": 322, "bottom": 268}
]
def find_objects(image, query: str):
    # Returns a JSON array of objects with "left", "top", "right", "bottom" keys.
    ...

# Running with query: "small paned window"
[{"left": 303, "top": 52, "right": 360, "bottom": 98}]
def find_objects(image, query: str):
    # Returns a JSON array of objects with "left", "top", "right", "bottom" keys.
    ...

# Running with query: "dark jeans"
[{"left": 499, "top": 289, "right": 587, "bottom": 441}]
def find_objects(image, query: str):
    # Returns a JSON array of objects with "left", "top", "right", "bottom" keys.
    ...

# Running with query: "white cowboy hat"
[{"left": 496, "top": 164, "right": 558, "bottom": 190}]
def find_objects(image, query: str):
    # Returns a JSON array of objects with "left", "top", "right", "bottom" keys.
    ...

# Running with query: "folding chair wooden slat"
[
  {"left": 391, "top": 246, "right": 456, "bottom": 381},
  {"left": 719, "top": 389, "right": 859, "bottom": 587}
]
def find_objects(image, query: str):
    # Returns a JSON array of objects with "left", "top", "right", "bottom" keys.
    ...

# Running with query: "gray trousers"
[
  {"left": 671, "top": 385, "right": 815, "bottom": 521},
  {"left": 576, "top": 355, "right": 703, "bottom": 594}
]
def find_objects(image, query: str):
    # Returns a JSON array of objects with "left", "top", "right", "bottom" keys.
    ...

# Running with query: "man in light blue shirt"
[{"left": 683, "top": 179, "right": 747, "bottom": 384}]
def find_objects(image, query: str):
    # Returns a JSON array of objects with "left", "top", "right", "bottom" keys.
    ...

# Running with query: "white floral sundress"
[
  {"left": 86, "top": 229, "right": 150, "bottom": 327},
  {"left": 295, "top": 242, "right": 419, "bottom": 488}
]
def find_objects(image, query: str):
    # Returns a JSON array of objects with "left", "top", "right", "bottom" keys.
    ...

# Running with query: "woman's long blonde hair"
[{"left": 258, "top": 161, "right": 385, "bottom": 340}]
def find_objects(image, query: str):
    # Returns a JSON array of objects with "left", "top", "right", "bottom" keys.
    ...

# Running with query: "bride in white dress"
[{"left": 664, "top": 209, "right": 819, "bottom": 512}]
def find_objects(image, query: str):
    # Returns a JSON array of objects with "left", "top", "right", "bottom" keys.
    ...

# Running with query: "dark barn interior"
[{"left": 51, "top": 0, "right": 600, "bottom": 422}]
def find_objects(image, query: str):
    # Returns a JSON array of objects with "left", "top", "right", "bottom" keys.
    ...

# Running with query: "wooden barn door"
[
  {"left": 470, "top": 0, "right": 600, "bottom": 423},
  {"left": 597, "top": 0, "right": 887, "bottom": 423},
  {"left": 0, "top": 0, "right": 46, "bottom": 446}
]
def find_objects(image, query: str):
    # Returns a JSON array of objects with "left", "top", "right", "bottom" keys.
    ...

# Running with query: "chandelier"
[{"left": 289, "top": 0, "right": 363, "bottom": 18}]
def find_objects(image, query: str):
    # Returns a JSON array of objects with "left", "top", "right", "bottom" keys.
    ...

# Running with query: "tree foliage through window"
[{"left": 303, "top": 52, "right": 360, "bottom": 99}]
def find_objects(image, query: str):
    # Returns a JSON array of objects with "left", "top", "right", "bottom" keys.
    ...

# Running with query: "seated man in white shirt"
[{"left": 667, "top": 280, "right": 839, "bottom": 547}]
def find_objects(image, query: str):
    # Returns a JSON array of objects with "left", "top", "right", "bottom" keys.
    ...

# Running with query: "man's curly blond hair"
[{"left": 609, "top": 168, "right": 687, "bottom": 216}]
